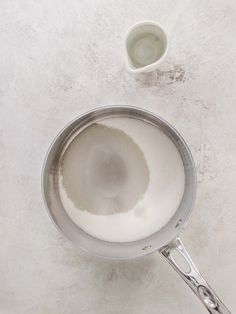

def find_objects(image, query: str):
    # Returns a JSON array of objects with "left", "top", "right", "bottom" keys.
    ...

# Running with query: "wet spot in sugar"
[
  {"left": 134, "top": 206, "right": 146, "bottom": 217},
  {"left": 134, "top": 206, "right": 148, "bottom": 222}
]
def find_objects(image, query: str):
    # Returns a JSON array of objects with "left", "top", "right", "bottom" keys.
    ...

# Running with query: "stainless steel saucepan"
[{"left": 42, "top": 106, "right": 230, "bottom": 313}]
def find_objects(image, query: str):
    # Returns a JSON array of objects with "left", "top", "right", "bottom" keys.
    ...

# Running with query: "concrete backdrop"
[{"left": 0, "top": 0, "right": 235, "bottom": 313}]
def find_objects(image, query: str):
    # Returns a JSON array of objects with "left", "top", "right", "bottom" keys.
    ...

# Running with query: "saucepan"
[{"left": 42, "top": 106, "right": 230, "bottom": 313}]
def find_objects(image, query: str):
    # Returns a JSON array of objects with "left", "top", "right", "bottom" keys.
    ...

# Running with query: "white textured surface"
[{"left": 0, "top": 0, "right": 236, "bottom": 313}]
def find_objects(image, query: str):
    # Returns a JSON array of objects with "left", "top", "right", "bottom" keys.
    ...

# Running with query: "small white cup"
[{"left": 124, "top": 21, "right": 169, "bottom": 73}]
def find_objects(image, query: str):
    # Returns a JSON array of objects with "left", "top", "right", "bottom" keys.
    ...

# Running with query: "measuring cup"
[
  {"left": 42, "top": 106, "right": 230, "bottom": 313},
  {"left": 124, "top": 21, "right": 169, "bottom": 73}
]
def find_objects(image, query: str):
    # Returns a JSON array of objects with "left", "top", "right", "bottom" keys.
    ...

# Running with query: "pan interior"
[{"left": 43, "top": 107, "right": 196, "bottom": 259}]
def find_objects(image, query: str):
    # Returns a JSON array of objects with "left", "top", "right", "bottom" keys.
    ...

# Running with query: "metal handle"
[{"left": 160, "top": 238, "right": 231, "bottom": 314}]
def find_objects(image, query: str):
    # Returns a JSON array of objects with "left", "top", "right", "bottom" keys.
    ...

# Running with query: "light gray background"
[{"left": 0, "top": 1, "right": 235, "bottom": 313}]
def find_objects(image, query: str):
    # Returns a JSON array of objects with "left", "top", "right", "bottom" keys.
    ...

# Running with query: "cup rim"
[{"left": 124, "top": 20, "right": 169, "bottom": 73}]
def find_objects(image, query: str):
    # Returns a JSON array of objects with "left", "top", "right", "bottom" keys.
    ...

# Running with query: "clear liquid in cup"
[{"left": 128, "top": 33, "right": 165, "bottom": 68}]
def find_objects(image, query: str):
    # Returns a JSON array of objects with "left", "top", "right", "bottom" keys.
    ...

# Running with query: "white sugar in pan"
[{"left": 58, "top": 117, "right": 185, "bottom": 242}]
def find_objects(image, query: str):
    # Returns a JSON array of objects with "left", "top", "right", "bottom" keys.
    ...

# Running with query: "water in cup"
[{"left": 128, "top": 33, "right": 166, "bottom": 68}]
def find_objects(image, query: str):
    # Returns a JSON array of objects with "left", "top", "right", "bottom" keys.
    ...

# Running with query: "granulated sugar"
[{"left": 59, "top": 117, "right": 185, "bottom": 242}]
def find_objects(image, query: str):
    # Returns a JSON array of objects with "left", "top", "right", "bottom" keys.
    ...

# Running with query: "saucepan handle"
[{"left": 160, "top": 238, "right": 231, "bottom": 314}]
